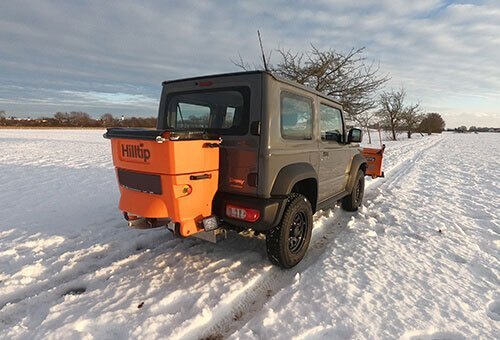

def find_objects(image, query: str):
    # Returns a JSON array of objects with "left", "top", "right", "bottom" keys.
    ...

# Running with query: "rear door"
[
  {"left": 159, "top": 73, "right": 262, "bottom": 196},
  {"left": 216, "top": 74, "right": 261, "bottom": 196},
  {"left": 318, "top": 103, "right": 350, "bottom": 201}
]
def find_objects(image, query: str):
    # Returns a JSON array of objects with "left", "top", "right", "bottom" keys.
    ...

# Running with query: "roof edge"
[
  {"left": 162, "top": 70, "right": 342, "bottom": 107},
  {"left": 162, "top": 70, "right": 269, "bottom": 85}
]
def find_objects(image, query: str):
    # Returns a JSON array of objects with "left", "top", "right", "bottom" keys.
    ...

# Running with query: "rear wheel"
[
  {"left": 266, "top": 193, "right": 313, "bottom": 268},
  {"left": 342, "top": 169, "right": 365, "bottom": 211}
]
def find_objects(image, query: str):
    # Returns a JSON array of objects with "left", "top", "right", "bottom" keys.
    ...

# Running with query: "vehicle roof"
[{"left": 163, "top": 70, "right": 342, "bottom": 107}]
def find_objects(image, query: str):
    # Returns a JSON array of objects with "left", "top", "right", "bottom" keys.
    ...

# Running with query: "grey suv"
[{"left": 159, "top": 71, "right": 366, "bottom": 268}]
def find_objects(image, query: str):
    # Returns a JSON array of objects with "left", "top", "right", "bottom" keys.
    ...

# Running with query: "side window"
[
  {"left": 320, "top": 104, "right": 344, "bottom": 142},
  {"left": 222, "top": 107, "right": 235, "bottom": 128},
  {"left": 280, "top": 92, "right": 313, "bottom": 140}
]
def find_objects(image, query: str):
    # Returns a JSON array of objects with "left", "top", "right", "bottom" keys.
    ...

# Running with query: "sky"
[{"left": 0, "top": 0, "right": 499, "bottom": 128}]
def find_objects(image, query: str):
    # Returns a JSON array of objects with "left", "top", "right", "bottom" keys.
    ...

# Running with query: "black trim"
[
  {"left": 104, "top": 128, "right": 168, "bottom": 141},
  {"left": 346, "top": 154, "right": 367, "bottom": 193},
  {"left": 161, "top": 86, "right": 251, "bottom": 136},
  {"left": 117, "top": 169, "right": 162, "bottom": 195},
  {"left": 162, "top": 71, "right": 342, "bottom": 107},
  {"left": 348, "top": 128, "right": 363, "bottom": 143},
  {"left": 213, "top": 192, "right": 287, "bottom": 232},
  {"left": 270, "top": 163, "right": 318, "bottom": 196},
  {"left": 162, "top": 70, "right": 266, "bottom": 85},
  {"left": 316, "top": 190, "right": 349, "bottom": 211},
  {"left": 190, "top": 174, "right": 211, "bottom": 180},
  {"left": 250, "top": 121, "right": 261, "bottom": 136},
  {"left": 104, "top": 127, "right": 220, "bottom": 141}
]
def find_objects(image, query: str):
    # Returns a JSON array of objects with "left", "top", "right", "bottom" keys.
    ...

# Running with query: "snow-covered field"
[{"left": 0, "top": 129, "right": 498, "bottom": 339}]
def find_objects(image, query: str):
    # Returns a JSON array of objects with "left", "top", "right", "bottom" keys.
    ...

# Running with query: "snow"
[{"left": 0, "top": 129, "right": 498, "bottom": 339}]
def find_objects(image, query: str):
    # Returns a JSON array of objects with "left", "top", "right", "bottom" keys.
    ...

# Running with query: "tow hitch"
[{"left": 124, "top": 212, "right": 171, "bottom": 229}]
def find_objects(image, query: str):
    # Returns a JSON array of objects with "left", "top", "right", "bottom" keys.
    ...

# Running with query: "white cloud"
[{"left": 0, "top": 0, "right": 498, "bottom": 126}]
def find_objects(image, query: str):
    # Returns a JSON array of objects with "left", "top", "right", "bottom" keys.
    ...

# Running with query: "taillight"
[
  {"left": 197, "top": 81, "right": 213, "bottom": 87},
  {"left": 226, "top": 204, "right": 260, "bottom": 222}
]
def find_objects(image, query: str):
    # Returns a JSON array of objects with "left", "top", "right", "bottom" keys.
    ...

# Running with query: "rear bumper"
[{"left": 213, "top": 192, "right": 287, "bottom": 232}]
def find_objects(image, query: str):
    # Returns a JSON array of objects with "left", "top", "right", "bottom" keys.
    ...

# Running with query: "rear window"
[{"left": 163, "top": 87, "right": 250, "bottom": 135}]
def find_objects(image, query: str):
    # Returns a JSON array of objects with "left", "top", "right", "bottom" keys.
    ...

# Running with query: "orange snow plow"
[
  {"left": 104, "top": 128, "right": 220, "bottom": 237},
  {"left": 362, "top": 144, "right": 385, "bottom": 178}
]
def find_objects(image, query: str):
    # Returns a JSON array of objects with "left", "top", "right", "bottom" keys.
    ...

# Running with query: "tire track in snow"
[
  {"left": 172, "top": 210, "right": 346, "bottom": 340},
  {"left": 0, "top": 232, "right": 189, "bottom": 331},
  {"left": 365, "top": 134, "right": 443, "bottom": 194},
  {"left": 0, "top": 134, "right": 444, "bottom": 337},
  {"left": 0, "top": 226, "right": 172, "bottom": 311},
  {"left": 180, "top": 136, "right": 445, "bottom": 339}
]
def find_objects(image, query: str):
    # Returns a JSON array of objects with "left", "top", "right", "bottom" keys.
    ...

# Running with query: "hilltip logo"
[{"left": 121, "top": 143, "right": 151, "bottom": 162}]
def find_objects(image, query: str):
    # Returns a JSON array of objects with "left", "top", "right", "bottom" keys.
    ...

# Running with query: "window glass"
[
  {"left": 320, "top": 104, "right": 343, "bottom": 142},
  {"left": 165, "top": 87, "right": 249, "bottom": 135},
  {"left": 176, "top": 103, "right": 210, "bottom": 128},
  {"left": 222, "top": 107, "right": 235, "bottom": 128},
  {"left": 280, "top": 92, "right": 313, "bottom": 140}
]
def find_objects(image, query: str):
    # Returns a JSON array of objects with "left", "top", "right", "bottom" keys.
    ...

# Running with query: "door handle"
[{"left": 322, "top": 151, "right": 329, "bottom": 157}]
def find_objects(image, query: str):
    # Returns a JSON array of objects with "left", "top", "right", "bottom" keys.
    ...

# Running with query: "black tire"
[
  {"left": 342, "top": 169, "right": 365, "bottom": 211},
  {"left": 266, "top": 193, "right": 313, "bottom": 268}
]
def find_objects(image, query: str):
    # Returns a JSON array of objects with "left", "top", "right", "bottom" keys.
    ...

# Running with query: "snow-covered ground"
[{"left": 0, "top": 129, "right": 498, "bottom": 339}]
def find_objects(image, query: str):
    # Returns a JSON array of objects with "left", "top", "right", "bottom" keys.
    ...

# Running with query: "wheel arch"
[
  {"left": 346, "top": 153, "right": 367, "bottom": 193},
  {"left": 291, "top": 179, "right": 317, "bottom": 213},
  {"left": 270, "top": 163, "right": 318, "bottom": 211}
]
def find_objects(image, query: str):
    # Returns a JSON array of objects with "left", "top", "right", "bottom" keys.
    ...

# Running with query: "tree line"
[
  {"left": 454, "top": 125, "right": 499, "bottom": 133},
  {"left": 0, "top": 110, "right": 157, "bottom": 128}
]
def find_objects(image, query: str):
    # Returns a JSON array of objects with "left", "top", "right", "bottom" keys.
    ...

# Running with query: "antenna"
[{"left": 257, "top": 30, "right": 269, "bottom": 71}]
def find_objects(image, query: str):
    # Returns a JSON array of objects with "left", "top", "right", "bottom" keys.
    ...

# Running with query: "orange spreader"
[
  {"left": 361, "top": 144, "right": 385, "bottom": 179},
  {"left": 109, "top": 131, "right": 220, "bottom": 237}
]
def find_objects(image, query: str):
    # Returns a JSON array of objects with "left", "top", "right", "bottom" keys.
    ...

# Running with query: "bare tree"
[
  {"left": 419, "top": 113, "right": 446, "bottom": 134},
  {"left": 54, "top": 112, "right": 69, "bottom": 124},
  {"left": 0, "top": 110, "right": 5, "bottom": 119},
  {"left": 69, "top": 111, "right": 92, "bottom": 126},
  {"left": 354, "top": 110, "right": 378, "bottom": 144},
  {"left": 100, "top": 113, "right": 116, "bottom": 127},
  {"left": 377, "top": 88, "right": 407, "bottom": 140},
  {"left": 401, "top": 102, "right": 423, "bottom": 138},
  {"left": 234, "top": 45, "right": 389, "bottom": 119}
]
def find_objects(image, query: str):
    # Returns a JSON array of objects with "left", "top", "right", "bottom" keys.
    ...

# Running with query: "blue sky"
[{"left": 0, "top": 0, "right": 499, "bottom": 127}]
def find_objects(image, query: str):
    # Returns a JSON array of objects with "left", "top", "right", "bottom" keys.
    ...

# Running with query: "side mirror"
[{"left": 347, "top": 128, "right": 363, "bottom": 143}]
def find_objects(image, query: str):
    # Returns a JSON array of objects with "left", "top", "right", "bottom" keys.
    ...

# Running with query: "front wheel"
[
  {"left": 342, "top": 169, "right": 365, "bottom": 211},
  {"left": 266, "top": 193, "right": 313, "bottom": 268}
]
